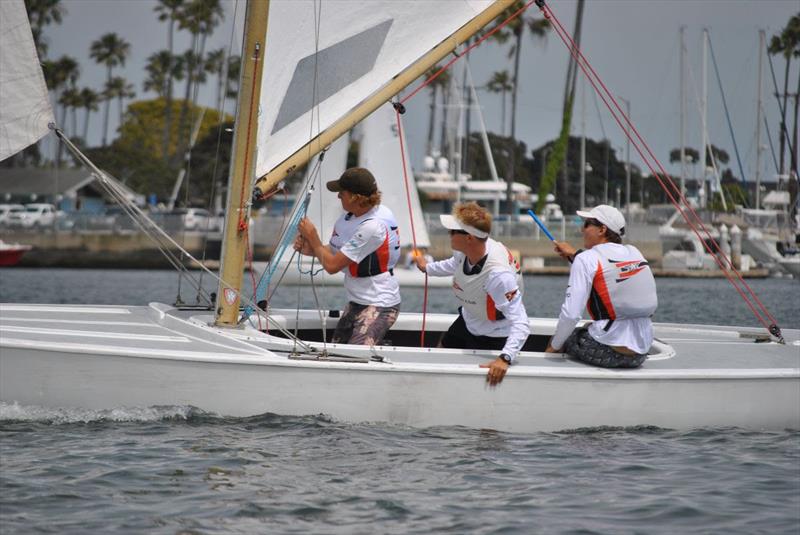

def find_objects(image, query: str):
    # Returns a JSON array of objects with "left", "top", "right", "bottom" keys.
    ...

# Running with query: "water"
[{"left": 1, "top": 269, "right": 799, "bottom": 533}]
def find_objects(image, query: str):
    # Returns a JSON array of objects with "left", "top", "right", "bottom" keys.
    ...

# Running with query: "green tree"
[
  {"left": 90, "top": 32, "right": 131, "bottom": 146},
  {"left": 205, "top": 48, "right": 227, "bottom": 113},
  {"left": 422, "top": 65, "right": 450, "bottom": 158},
  {"left": 78, "top": 88, "right": 100, "bottom": 144},
  {"left": 25, "top": 0, "right": 65, "bottom": 58},
  {"left": 154, "top": 0, "right": 186, "bottom": 161},
  {"left": 105, "top": 77, "right": 136, "bottom": 130},
  {"left": 768, "top": 12, "right": 800, "bottom": 175},
  {"left": 173, "top": 0, "right": 224, "bottom": 164},
  {"left": 486, "top": 70, "right": 513, "bottom": 135},
  {"left": 487, "top": 0, "right": 550, "bottom": 214}
]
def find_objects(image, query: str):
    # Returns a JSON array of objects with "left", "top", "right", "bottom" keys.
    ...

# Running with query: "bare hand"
[
  {"left": 412, "top": 249, "right": 428, "bottom": 273},
  {"left": 293, "top": 234, "right": 313, "bottom": 256},
  {"left": 479, "top": 357, "right": 509, "bottom": 386},
  {"left": 297, "top": 218, "right": 322, "bottom": 250},
  {"left": 553, "top": 240, "right": 577, "bottom": 261},
  {"left": 544, "top": 344, "right": 561, "bottom": 353}
]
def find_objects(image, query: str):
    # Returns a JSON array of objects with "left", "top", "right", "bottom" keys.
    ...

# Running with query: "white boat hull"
[{"left": 1, "top": 303, "right": 798, "bottom": 432}]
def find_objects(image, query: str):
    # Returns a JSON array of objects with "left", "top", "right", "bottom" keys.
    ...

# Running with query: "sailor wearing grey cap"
[
  {"left": 295, "top": 167, "right": 401, "bottom": 346},
  {"left": 412, "top": 202, "right": 530, "bottom": 386},
  {"left": 547, "top": 205, "right": 658, "bottom": 368}
]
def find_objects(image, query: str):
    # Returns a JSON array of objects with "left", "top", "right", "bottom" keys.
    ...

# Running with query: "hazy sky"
[{"left": 42, "top": 0, "right": 799, "bottom": 185}]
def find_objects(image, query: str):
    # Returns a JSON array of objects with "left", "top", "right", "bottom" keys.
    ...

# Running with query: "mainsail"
[
  {"left": 359, "top": 103, "right": 430, "bottom": 248},
  {"left": 255, "top": 0, "right": 496, "bottom": 185},
  {"left": 0, "top": 0, "right": 54, "bottom": 161}
]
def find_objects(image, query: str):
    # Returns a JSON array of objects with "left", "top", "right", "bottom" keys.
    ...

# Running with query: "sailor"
[
  {"left": 412, "top": 202, "right": 530, "bottom": 386},
  {"left": 294, "top": 167, "right": 401, "bottom": 346},
  {"left": 547, "top": 205, "right": 657, "bottom": 368}
]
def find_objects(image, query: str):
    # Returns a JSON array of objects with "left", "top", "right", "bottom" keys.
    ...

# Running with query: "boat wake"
[{"left": 0, "top": 401, "right": 202, "bottom": 424}]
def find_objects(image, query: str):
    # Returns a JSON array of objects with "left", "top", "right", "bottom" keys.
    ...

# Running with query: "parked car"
[
  {"left": 6, "top": 203, "right": 57, "bottom": 229},
  {"left": 0, "top": 204, "right": 25, "bottom": 226}
]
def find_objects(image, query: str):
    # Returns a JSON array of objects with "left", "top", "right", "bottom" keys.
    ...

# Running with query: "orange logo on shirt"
[{"left": 613, "top": 259, "right": 649, "bottom": 282}]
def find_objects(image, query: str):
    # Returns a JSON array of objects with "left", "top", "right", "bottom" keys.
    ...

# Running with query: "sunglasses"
[
  {"left": 582, "top": 218, "right": 603, "bottom": 229},
  {"left": 448, "top": 229, "right": 469, "bottom": 236}
]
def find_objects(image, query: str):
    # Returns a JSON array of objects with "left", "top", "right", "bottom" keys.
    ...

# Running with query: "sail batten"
[
  {"left": 255, "top": 0, "right": 510, "bottom": 191},
  {"left": 0, "top": 0, "right": 55, "bottom": 162}
]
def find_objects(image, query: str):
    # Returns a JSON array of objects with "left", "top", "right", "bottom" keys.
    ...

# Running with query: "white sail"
[
  {"left": 256, "top": 0, "right": 493, "bottom": 179},
  {"left": 0, "top": 0, "right": 54, "bottom": 161},
  {"left": 359, "top": 103, "right": 430, "bottom": 248},
  {"left": 303, "top": 135, "right": 350, "bottom": 241}
]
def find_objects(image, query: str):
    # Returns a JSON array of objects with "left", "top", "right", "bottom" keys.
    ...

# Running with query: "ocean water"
[{"left": 1, "top": 269, "right": 799, "bottom": 533}]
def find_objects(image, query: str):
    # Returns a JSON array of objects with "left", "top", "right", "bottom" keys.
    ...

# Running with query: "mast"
[
  {"left": 215, "top": 0, "right": 270, "bottom": 327},
  {"left": 701, "top": 28, "right": 708, "bottom": 209},
  {"left": 755, "top": 29, "right": 765, "bottom": 209},
  {"left": 679, "top": 26, "right": 686, "bottom": 196},
  {"left": 579, "top": 72, "right": 586, "bottom": 210},
  {"left": 253, "top": 0, "right": 516, "bottom": 197}
]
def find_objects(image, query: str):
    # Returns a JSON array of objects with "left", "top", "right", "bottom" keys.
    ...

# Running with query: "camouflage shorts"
[
  {"left": 564, "top": 327, "right": 647, "bottom": 369},
  {"left": 332, "top": 302, "right": 400, "bottom": 346}
]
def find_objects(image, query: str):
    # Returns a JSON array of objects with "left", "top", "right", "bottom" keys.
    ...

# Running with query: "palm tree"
[
  {"left": 78, "top": 88, "right": 100, "bottom": 144},
  {"left": 58, "top": 87, "right": 82, "bottom": 137},
  {"left": 144, "top": 50, "right": 174, "bottom": 98},
  {"left": 486, "top": 70, "right": 513, "bottom": 135},
  {"left": 224, "top": 55, "right": 241, "bottom": 104},
  {"left": 488, "top": 0, "right": 549, "bottom": 214},
  {"left": 422, "top": 66, "right": 450, "bottom": 158},
  {"left": 205, "top": 47, "right": 227, "bottom": 113},
  {"left": 173, "top": 0, "right": 224, "bottom": 163},
  {"left": 90, "top": 33, "right": 131, "bottom": 146},
  {"left": 768, "top": 13, "right": 800, "bottom": 176},
  {"left": 25, "top": 0, "right": 65, "bottom": 58},
  {"left": 105, "top": 77, "right": 136, "bottom": 131},
  {"left": 154, "top": 0, "right": 186, "bottom": 161}
]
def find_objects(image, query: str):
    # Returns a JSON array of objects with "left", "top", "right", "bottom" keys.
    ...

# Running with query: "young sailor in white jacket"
[
  {"left": 548, "top": 205, "right": 657, "bottom": 368},
  {"left": 413, "top": 202, "right": 530, "bottom": 386}
]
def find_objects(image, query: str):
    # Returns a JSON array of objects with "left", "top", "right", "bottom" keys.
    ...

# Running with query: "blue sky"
[{"left": 42, "top": 0, "right": 798, "bottom": 184}]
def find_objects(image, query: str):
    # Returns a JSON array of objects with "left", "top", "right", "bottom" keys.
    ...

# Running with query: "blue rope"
[{"left": 243, "top": 191, "right": 312, "bottom": 319}]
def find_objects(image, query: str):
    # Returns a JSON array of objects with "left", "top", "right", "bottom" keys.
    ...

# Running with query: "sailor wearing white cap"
[
  {"left": 547, "top": 205, "right": 658, "bottom": 368},
  {"left": 413, "top": 202, "right": 530, "bottom": 386}
]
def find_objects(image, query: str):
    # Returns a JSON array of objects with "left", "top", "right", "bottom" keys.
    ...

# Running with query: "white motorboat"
[{"left": 0, "top": 0, "right": 797, "bottom": 434}]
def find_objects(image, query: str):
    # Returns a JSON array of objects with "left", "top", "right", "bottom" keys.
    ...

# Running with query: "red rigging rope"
[
  {"left": 393, "top": 1, "right": 536, "bottom": 347},
  {"left": 393, "top": 104, "right": 429, "bottom": 346},
  {"left": 401, "top": 0, "right": 536, "bottom": 106},
  {"left": 534, "top": 0, "right": 783, "bottom": 341},
  {"left": 238, "top": 42, "right": 262, "bottom": 233}
]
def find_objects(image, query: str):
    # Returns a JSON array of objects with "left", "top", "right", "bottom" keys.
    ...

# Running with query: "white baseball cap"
[
  {"left": 439, "top": 214, "right": 489, "bottom": 239},
  {"left": 576, "top": 205, "right": 626, "bottom": 236}
]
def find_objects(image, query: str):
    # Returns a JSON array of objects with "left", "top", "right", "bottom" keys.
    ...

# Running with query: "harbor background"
[{"left": 1, "top": 268, "right": 799, "bottom": 533}]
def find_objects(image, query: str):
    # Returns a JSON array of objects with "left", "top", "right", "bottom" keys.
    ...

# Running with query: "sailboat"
[
  {"left": 253, "top": 103, "right": 451, "bottom": 288},
  {"left": 1, "top": 0, "right": 798, "bottom": 434}
]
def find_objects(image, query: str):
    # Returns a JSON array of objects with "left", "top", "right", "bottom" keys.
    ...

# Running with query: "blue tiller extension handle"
[{"left": 527, "top": 209, "right": 555, "bottom": 241}]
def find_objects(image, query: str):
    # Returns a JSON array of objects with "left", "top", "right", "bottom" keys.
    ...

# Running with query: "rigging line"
[
  {"left": 400, "top": 0, "right": 536, "bottom": 105},
  {"left": 766, "top": 48, "right": 798, "bottom": 175},
  {"left": 538, "top": 1, "right": 783, "bottom": 340},
  {"left": 551, "top": 9, "right": 780, "bottom": 336},
  {"left": 394, "top": 106, "right": 428, "bottom": 347},
  {"left": 763, "top": 111, "right": 780, "bottom": 175},
  {"left": 544, "top": 6, "right": 773, "bottom": 330},
  {"left": 707, "top": 34, "right": 748, "bottom": 190},
  {"left": 55, "top": 129, "right": 217, "bottom": 305},
  {"left": 58, "top": 137, "right": 312, "bottom": 349},
  {"left": 197, "top": 0, "right": 242, "bottom": 303}
]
